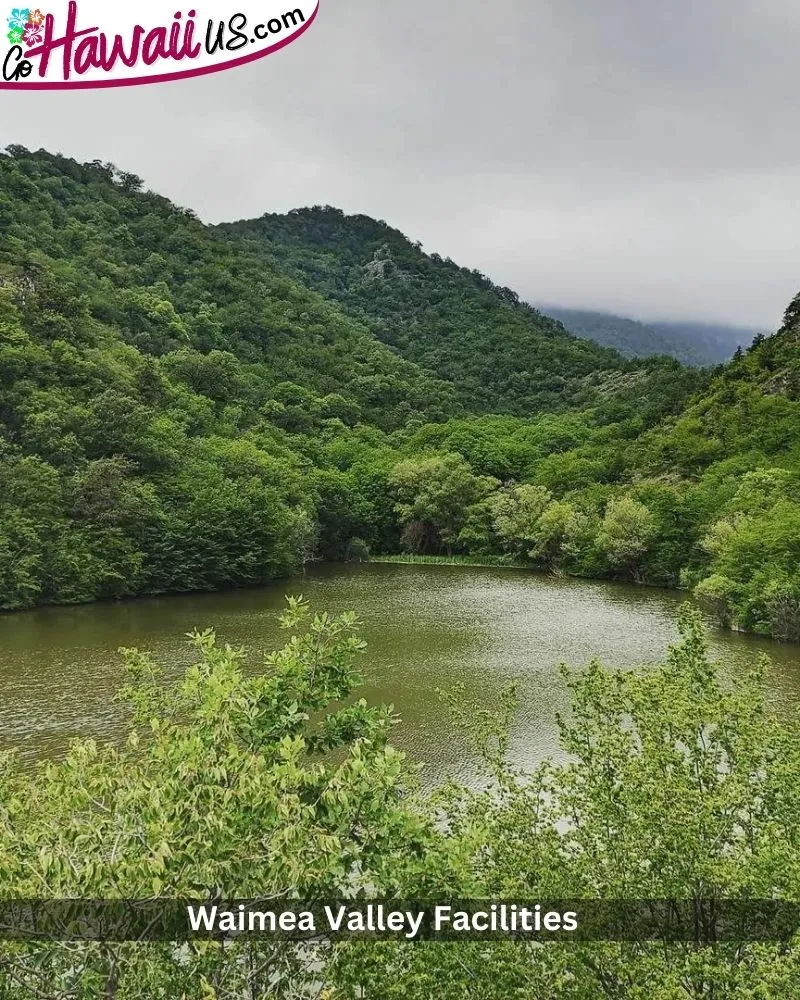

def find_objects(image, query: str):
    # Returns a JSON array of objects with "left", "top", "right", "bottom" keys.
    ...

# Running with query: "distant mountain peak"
[{"left": 540, "top": 305, "right": 761, "bottom": 367}]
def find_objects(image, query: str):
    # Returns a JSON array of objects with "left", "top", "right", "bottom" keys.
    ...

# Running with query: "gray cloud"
[{"left": 2, "top": 0, "right": 799, "bottom": 328}]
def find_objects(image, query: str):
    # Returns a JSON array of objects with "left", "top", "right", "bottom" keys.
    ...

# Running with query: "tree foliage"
[
  {"left": 390, "top": 453, "right": 498, "bottom": 554},
  {"left": 222, "top": 208, "right": 699, "bottom": 416}
]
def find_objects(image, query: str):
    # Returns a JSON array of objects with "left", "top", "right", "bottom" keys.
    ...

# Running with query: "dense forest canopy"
[
  {"left": 0, "top": 146, "right": 798, "bottom": 639},
  {"left": 219, "top": 206, "right": 697, "bottom": 416}
]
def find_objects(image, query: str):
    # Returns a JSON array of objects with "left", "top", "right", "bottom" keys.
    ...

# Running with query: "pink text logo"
[{"left": 2, "top": 1, "right": 319, "bottom": 88}]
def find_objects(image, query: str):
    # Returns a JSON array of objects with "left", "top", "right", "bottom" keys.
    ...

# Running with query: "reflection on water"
[{"left": 1, "top": 564, "right": 798, "bottom": 784}]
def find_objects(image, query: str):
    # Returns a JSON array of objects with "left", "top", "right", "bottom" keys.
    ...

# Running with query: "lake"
[{"left": 2, "top": 563, "right": 799, "bottom": 783}]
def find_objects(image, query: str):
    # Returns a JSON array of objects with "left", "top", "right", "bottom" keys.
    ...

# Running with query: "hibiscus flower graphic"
[
  {"left": 6, "top": 25, "right": 23, "bottom": 44},
  {"left": 23, "top": 20, "right": 42, "bottom": 45},
  {"left": 6, "top": 8, "right": 30, "bottom": 31},
  {"left": 27, "top": 7, "right": 44, "bottom": 26}
]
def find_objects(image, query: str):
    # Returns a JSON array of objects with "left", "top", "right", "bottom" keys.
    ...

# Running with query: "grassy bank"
[{"left": 370, "top": 554, "right": 527, "bottom": 569}]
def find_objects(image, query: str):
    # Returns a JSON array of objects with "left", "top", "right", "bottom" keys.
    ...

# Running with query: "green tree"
[
  {"left": 696, "top": 501, "right": 800, "bottom": 638},
  {"left": 486, "top": 486, "right": 594, "bottom": 570},
  {"left": 390, "top": 453, "right": 498, "bottom": 554},
  {"left": 530, "top": 499, "right": 593, "bottom": 570},
  {"left": 597, "top": 495, "right": 655, "bottom": 582},
  {"left": 3, "top": 607, "right": 800, "bottom": 997},
  {"left": 488, "top": 483, "right": 553, "bottom": 560}
]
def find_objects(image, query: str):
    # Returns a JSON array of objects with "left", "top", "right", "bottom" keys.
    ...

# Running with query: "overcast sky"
[{"left": 1, "top": 0, "right": 799, "bottom": 329}]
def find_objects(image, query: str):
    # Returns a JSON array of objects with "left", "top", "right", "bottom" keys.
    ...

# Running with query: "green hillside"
[
  {"left": 0, "top": 151, "right": 462, "bottom": 431},
  {"left": 633, "top": 303, "right": 800, "bottom": 637},
  {"left": 219, "top": 207, "right": 696, "bottom": 417}
]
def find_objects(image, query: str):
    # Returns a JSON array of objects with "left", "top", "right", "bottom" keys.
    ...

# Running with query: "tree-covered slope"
[
  {"left": 543, "top": 306, "right": 754, "bottom": 366},
  {"left": 0, "top": 147, "right": 694, "bottom": 613},
  {"left": 0, "top": 147, "right": 467, "bottom": 608},
  {"left": 219, "top": 207, "right": 696, "bottom": 416},
  {"left": 0, "top": 149, "right": 461, "bottom": 432},
  {"left": 629, "top": 298, "right": 800, "bottom": 637},
  {"left": 635, "top": 308, "right": 800, "bottom": 477},
  {"left": 366, "top": 295, "right": 800, "bottom": 639}
]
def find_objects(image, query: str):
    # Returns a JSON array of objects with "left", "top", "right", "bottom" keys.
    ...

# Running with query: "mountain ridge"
[{"left": 218, "top": 206, "right": 699, "bottom": 418}]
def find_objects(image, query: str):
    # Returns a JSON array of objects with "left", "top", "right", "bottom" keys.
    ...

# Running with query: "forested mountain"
[
  {"left": 219, "top": 207, "right": 695, "bottom": 416},
  {"left": 0, "top": 147, "right": 797, "bottom": 640},
  {"left": 0, "top": 147, "right": 465, "bottom": 608},
  {"left": 543, "top": 306, "right": 755, "bottom": 366},
  {"left": 0, "top": 152, "right": 463, "bottom": 431}
]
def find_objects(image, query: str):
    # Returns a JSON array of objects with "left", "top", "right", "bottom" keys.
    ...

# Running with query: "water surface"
[{"left": 1, "top": 564, "right": 798, "bottom": 783}]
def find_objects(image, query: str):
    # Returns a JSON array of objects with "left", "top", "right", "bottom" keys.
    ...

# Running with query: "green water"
[{"left": 2, "top": 564, "right": 799, "bottom": 783}]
